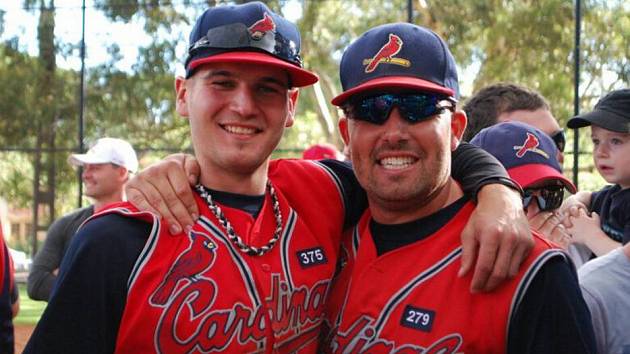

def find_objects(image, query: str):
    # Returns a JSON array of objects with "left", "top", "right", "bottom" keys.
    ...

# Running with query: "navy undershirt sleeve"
[
  {"left": 451, "top": 142, "right": 515, "bottom": 198},
  {"left": 508, "top": 257, "right": 596, "bottom": 354},
  {"left": 23, "top": 214, "right": 151, "bottom": 354},
  {"left": 319, "top": 159, "right": 367, "bottom": 230}
]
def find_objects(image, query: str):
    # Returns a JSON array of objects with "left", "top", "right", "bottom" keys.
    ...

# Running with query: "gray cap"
[{"left": 568, "top": 88, "right": 630, "bottom": 133}]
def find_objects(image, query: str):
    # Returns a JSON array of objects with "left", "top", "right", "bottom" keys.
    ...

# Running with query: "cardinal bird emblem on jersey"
[
  {"left": 363, "top": 33, "right": 410, "bottom": 73},
  {"left": 150, "top": 230, "right": 216, "bottom": 306},
  {"left": 513, "top": 132, "right": 550, "bottom": 159},
  {"left": 248, "top": 12, "right": 276, "bottom": 40}
]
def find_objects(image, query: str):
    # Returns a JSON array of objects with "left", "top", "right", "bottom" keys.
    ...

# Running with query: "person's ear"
[
  {"left": 285, "top": 89, "right": 299, "bottom": 128},
  {"left": 339, "top": 117, "right": 350, "bottom": 146},
  {"left": 119, "top": 167, "right": 130, "bottom": 183},
  {"left": 450, "top": 110, "right": 467, "bottom": 150},
  {"left": 175, "top": 76, "right": 189, "bottom": 118}
]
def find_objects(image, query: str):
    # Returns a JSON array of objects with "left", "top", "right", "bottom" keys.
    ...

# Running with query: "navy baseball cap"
[
  {"left": 567, "top": 89, "right": 630, "bottom": 133},
  {"left": 331, "top": 23, "right": 459, "bottom": 106},
  {"left": 471, "top": 121, "right": 576, "bottom": 193},
  {"left": 185, "top": 1, "right": 318, "bottom": 87}
]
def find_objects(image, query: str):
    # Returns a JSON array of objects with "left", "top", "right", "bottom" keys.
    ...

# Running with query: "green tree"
[{"left": 1, "top": 0, "right": 629, "bottom": 252}]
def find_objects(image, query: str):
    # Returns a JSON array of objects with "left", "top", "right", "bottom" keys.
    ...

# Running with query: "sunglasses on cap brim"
[
  {"left": 523, "top": 185, "right": 565, "bottom": 212},
  {"left": 550, "top": 130, "right": 566, "bottom": 153},
  {"left": 186, "top": 22, "right": 302, "bottom": 69},
  {"left": 343, "top": 92, "right": 456, "bottom": 125}
]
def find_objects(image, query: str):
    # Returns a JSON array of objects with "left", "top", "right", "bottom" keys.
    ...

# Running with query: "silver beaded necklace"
[{"left": 195, "top": 182, "right": 283, "bottom": 256}]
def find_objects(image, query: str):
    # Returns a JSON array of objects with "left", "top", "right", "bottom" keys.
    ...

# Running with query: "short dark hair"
[{"left": 462, "top": 83, "right": 550, "bottom": 141}]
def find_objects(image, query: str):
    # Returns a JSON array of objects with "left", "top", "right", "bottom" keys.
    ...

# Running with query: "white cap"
[{"left": 68, "top": 137, "right": 138, "bottom": 173}]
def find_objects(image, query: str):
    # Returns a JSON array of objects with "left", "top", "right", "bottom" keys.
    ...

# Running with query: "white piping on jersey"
[
  {"left": 351, "top": 226, "right": 360, "bottom": 258},
  {"left": 280, "top": 210, "right": 298, "bottom": 292},
  {"left": 504, "top": 248, "right": 569, "bottom": 351},
  {"left": 370, "top": 247, "right": 463, "bottom": 342},
  {"left": 128, "top": 214, "right": 161, "bottom": 292},
  {"left": 335, "top": 270, "right": 355, "bottom": 330},
  {"left": 332, "top": 225, "right": 365, "bottom": 328},
  {"left": 198, "top": 215, "right": 262, "bottom": 307},
  {"left": 311, "top": 160, "right": 347, "bottom": 213},
  {"left": 88, "top": 207, "right": 161, "bottom": 293}
]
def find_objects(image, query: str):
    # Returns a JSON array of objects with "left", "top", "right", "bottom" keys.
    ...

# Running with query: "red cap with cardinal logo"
[
  {"left": 185, "top": 1, "right": 318, "bottom": 87},
  {"left": 470, "top": 121, "right": 576, "bottom": 193}
]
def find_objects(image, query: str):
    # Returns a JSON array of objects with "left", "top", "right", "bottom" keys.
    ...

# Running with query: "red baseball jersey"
[
  {"left": 97, "top": 159, "right": 346, "bottom": 353},
  {"left": 324, "top": 202, "right": 566, "bottom": 354}
]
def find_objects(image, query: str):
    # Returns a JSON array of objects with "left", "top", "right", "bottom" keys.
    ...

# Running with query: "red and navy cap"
[
  {"left": 332, "top": 23, "right": 459, "bottom": 106},
  {"left": 185, "top": 1, "right": 318, "bottom": 87},
  {"left": 470, "top": 121, "right": 576, "bottom": 193}
]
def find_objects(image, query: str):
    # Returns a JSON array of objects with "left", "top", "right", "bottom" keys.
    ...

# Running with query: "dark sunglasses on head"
[
  {"left": 523, "top": 185, "right": 565, "bottom": 212},
  {"left": 550, "top": 130, "right": 566, "bottom": 152},
  {"left": 186, "top": 22, "right": 302, "bottom": 69},
  {"left": 343, "top": 93, "right": 455, "bottom": 125}
]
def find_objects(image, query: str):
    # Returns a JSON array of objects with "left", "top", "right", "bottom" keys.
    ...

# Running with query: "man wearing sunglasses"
[
  {"left": 463, "top": 83, "right": 566, "bottom": 164},
  {"left": 323, "top": 23, "right": 594, "bottom": 353},
  {"left": 470, "top": 121, "right": 577, "bottom": 251},
  {"left": 25, "top": 3, "right": 535, "bottom": 353}
]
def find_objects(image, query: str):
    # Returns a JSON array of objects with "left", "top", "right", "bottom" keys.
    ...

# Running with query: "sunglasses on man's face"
[
  {"left": 523, "top": 185, "right": 565, "bottom": 212},
  {"left": 343, "top": 93, "right": 455, "bottom": 125},
  {"left": 550, "top": 130, "right": 566, "bottom": 153}
]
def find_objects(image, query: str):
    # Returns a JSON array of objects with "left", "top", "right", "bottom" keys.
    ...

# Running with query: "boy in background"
[
  {"left": 563, "top": 88, "right": 630, "bottom": 353},
  {"left": 564, "top": 89, "right": 630, "bottom": 256}
]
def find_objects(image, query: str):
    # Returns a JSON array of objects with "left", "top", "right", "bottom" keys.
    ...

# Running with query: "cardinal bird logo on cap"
[
  {"left": 513, "top": 132, "right": 550, "bottom": 159},
  {"left": 248, "top": 13, "right": 275, "bottom": 40},
  {"left": 363, "top": 34, "right": 410, "bottom": 73}
]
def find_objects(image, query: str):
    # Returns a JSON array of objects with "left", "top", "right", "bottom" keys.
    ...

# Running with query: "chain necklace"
[{"left": 195, "top": 182, "right": 283, "bottom": 256}]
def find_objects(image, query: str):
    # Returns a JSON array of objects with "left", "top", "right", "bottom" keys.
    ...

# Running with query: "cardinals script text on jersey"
[
  {"left": 110, "top": 160, "right": 346, "bottom": 354},
  {"left": 323, "top": 204, "right": 565, "bottom": 354}
]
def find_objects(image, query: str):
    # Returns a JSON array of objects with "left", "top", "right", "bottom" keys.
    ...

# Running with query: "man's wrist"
[{"left": 473, "top": 176, "right": 523, "bottom": 203}]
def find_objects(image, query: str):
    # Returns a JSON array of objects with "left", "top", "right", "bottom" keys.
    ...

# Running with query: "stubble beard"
[{"left": 366, "top": 149, "right": 451, "bottom": 217}]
